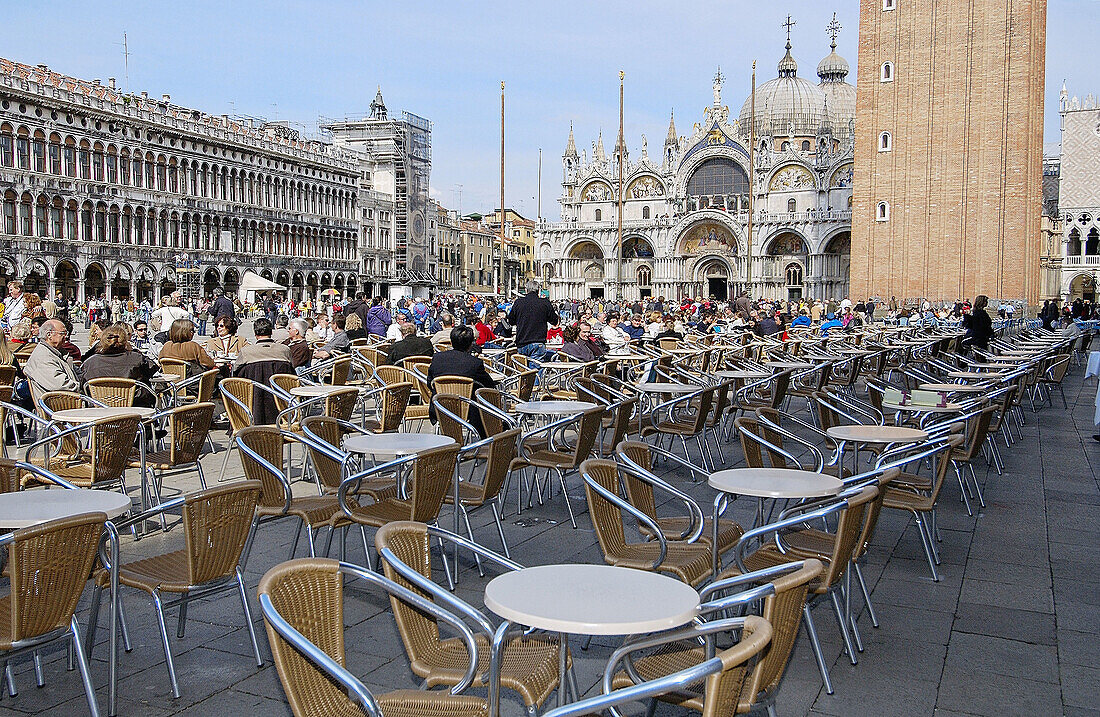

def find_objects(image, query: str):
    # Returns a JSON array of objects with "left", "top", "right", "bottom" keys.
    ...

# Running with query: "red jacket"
[{"left": 474, "top": 322, "right": 496, "bottom": 346}]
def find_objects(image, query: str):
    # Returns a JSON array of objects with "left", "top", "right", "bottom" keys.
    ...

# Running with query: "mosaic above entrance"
[{"left": 680, "top": 221, "right": 738, "bottom": 254}]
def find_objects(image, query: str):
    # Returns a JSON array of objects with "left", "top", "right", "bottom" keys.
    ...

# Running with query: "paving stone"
[{"left": 951, "top": 602, "right": 1057, "bottom": 645}]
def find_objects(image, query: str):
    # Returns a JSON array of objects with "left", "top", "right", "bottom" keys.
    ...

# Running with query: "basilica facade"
[{"left": 537, "top": 27, "right": 855, "bottom": 303}]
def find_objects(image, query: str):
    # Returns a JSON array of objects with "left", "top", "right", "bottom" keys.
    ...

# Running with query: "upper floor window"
[
  {"left": 642, "top": 205, "right": 650, "bottom": 219},
  {"left": 876, "top": 201, "right": 890, "bottom": 222},
  {"left": 801, "top": 140, "right": 811, "bottom": 152},
  {"left": 787, "top": 198, "right": 797, "bottom": 213},
  {"left": 595, "top": 209, "right": 602, "bottom": 221},
  {"left": 883, "top": 0, "right": 895, "bottom": 9},
  {"left": 879, "top": 132, "right": 892, "bottom": 152},
  {"left": 881, "top": 62, "right": 894, "bottom": 82}
]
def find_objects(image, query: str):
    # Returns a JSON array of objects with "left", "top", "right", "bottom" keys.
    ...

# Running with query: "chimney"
[
  {"left": 92, "top": 79, "right": 101, "bottom": 86},
  {"left": 36, "top": 63, "right": 48, "bottom": 71},
  {"left": 162, "top": 93, "right": 170, "bottom": 102},
  {"left": 140, "top": 91, "right": 148, "bottom": 100},
  {"left": 108, "top": 77, "right": 116, "bottom": 90}
]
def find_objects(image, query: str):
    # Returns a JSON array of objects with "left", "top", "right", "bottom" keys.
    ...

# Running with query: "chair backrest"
[
  {"left": 603, "top": 396, "right": 639, "bottom": 455},
  {"left": 220, "top": 378, "right": 254, "bottom": 434},
  {"left": 374, "top": 521, "right": 443, "bottom": 669},
  {"left": 580, "top": 459, "right": 630, "bottom": 561},
  {"left": 407, "top": 444, "right": 461, "bottom": 524},
  {"left": 477, "top": 428, "right": 522, "bottom": 503},
  {"left": 738, "top": 560, "right": 823, "bottom": 706},
  {"left": 734, "top": 416, "right": 795, "bottom": 470},
  {"left": 957, "top": 406, "right": 996, "bottom": 461},
  {"left": 400, "top": 356, "right": 431, "bottom": 377},
  {"left": 86, "top": 377, "right": 136, "bottom": 407},
  {"left": 270, "top": 374, "right": 300, "bottom": 415},
  {"left": 160, "top": 358, "right": 188, "bottom": 382},
  {"left": 258, "top": 558, "right": 356, "bottom": 717},
  {"left": 474, "top": 388, "right": 507, "bottom": 436},
  {"left": 0, "top": 365, "right": 15, "bottom": 388},
  {"left": 300, "top": 416, "right": 350, "bottom": 491},
  {"left": 329, "top": 356, "right": 352, "bottom": 386},
  {"left": 236, "top": 425, "right": 291, "bottom": 509},
  {"left": 513, "top": 369, "right": 537, "bottom": 401},
  {"left": 615, "top": 440, "right": 660, "bottom": 523},
  {"left": 817, "top": 486, "right": 878, "bottom": 589},
  {"left": 431, "top": 376, "right": 474, "bottom": 401},
  {"left": 182, "top": 481, "right": 262, "bottom": 585},
  {"left": 567, "top": 406, "right": 607, "bottom": 467},
  {"left": 192, "top": 369, "right": 219, "bottom": 403},
  {"left": 372, "top": 382, "right": 412, "bottom": 433},
  {"left": 88, "top": 414, "right": 141, "bottom": 486},
  {"left": 376, "top": 365, "right": 414, "bottom": 387},
  {"left": 7, "top": 511, "right": 105, "bottom": 643},
  {"left": 323, "top": 387, "right": 360, "bottom": 422},
  {"left": 40, "top": 390, "right": 84, "bottom": 417},
  {"left": 433, "top": 394, "right": 473, "bottom": 445},
  {"left": 167, "top": 402, "right": 216, "bottom": 465}
]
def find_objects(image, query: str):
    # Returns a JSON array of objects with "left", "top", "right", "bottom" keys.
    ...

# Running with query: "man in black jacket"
[
  {"left": 386, "top": 322, "right": 435, "bottom": 365},
  {"left": 507, "top": 280, "right": 558, "bottom": 362},
  {"left": 344, "top": 292, "right": 371, "bottom": 326},
  {"left": 209, "top": 288, "right": 236, "bottom": 323},
  {"left": 233, "top": 317, "right": 293, "bottom": 425},
  {"left": 427, "top": 325, "right": 496, "bottom": 436}
]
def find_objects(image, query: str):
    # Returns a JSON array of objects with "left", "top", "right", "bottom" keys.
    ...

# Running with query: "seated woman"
[
  {"left": 344, "top": 312, "right": 367, "bottom": 342},
  {"left": 159, "top": 318, "right": 216, "bottom": 377},
  {"left": 474, "top": 315, "right": 497, "bottom": 348},
  {"left": 83, "top": 323, "right": 159, "bottom": 407},
  {"left": 561, "top": 322, "right": 604, "bottom": 362},
  {"left": 206, "top": 316, "right": 249, "bottom": 357}
]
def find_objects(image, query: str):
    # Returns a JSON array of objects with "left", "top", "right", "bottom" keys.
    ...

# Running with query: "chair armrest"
[
  {"left": 614, "top": 456, "right": 704, "bottom": 542},
  {"left": 581, "top": 467, "right": 668, "bottom": 570}
]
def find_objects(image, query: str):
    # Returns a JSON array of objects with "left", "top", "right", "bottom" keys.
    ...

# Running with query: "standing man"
[
  {"left": 508, "top": 280, "right": 559, "bottom": 362},
  {"left": 209, "top": 287, "right": 236, "bottom": 325}
]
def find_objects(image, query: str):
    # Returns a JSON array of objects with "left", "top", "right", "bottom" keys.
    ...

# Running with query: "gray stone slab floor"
[{"left": 0, "top": 351, "right": 1096, "bottom": 716}]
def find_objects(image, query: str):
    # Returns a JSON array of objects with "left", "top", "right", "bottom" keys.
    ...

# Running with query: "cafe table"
[
  {"left": 947, "top": 371, "right": 1002, "bottom": 381},
  {"left": 919, "top": 382, "right": 987, "bottom": 393},
  {"left": 50, "top": 406, "right": 155, "bottom": 423},
  {"left": 880, "top": 400, "right": 962, "bottom": 426},
  {"left": 484, "top": 564, "right": 700, "bottom": 713},
  {"left": 826, "top": 425, "right": 927, "bottom": 479},
  {"left": 288, "top": 384, "right": 345, "bottom": 398},
  {"left": 708, "top": 467, "right": 843, "bottom": 574}
]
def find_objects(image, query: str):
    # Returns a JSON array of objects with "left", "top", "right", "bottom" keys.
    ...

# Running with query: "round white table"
[
  {"left": 764, "top": 361, "right": 814, "bottom": 370},
  {"left": 484, "top": 563, "right": 700, "bottom": 710},
  {"left": 708, "top": 467, "right": 843, "bottom": 574},
  {"left": 947, "top": 371, "right": 1001, "bottom": 381},
  {"left": 343, "top": 432, "right": 455, "bottom": 457},
  {"left": 634, "top": 382, "right": 698, "bottom": 394},
  {"left": 0, "top": 488, "right": 132, "bottom": 529},
  {"left": 881, "top": 400, "right": 961, "bottom": 414},
  {"left": 826, "top": 425, "right": 928, "bottom": 477},
  {"left": 514, "top": 400, "right": 597, "bottom": 415},
  {"left": 289, "top": 384, "right": 344, "bottom": 397},
  {"left": 714, "top": 370, "right": 770, "bottom": 381},
  {"left": 51, "top": 407, "right": 155, "bottom": 423}
]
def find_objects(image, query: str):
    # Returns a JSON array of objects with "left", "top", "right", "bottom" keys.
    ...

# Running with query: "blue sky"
[{"left": 2, "top": 1, "right": 1094, "bottom": 221}]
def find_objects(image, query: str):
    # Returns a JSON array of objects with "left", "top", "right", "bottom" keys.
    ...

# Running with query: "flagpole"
[
  {"left": 616, "top": 70, "right": 624, "bottom": 301},
  {"left": 499, "top": 81, "right": 506, "bottom": 296},
  {"left": 746, "top": 61, "right": 756, "bottom": 293}
]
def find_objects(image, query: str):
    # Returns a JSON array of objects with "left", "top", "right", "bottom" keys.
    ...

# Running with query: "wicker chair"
[
  {"left": 269, "top": 373, "right": 302, "bottom": 417},
  {"left": 258, "top": 557, "right": 488, "bottom": 717},
  {"left": 715, "top": 485, "right": 879, "bottom": 694},
  {"left": 0, "top": 512, "right": 105, "bottom": 716},
  {"left": 21, "top": 414, "right": 140, "bottom": 492},
  {"left": 432, "top": 376, "right": 474, "bottom": 401},
  {"left": 375, "top": 365, "right": 430, "bottom": 430},
  {"left": 611, "top": 561, "right": 823, "bottom": 715},
  {"left": 375, "top": 521, "right": 566, "bottom": 715},
  {"left": 168, "top": 368, "right": 219, "bottom": 407},
  {"left": 442, "top": 427, "right": 522, "bottom": 559},
  {"left": 510, "top": 405, "right": 605, "bottom": 528},
  {"left": 640, "top": 386, "right": 716, "bottom": 471},
  {"left": 235, "top": 426, "right": 352, "bottom": 569},
  {"left": 615, "top": 440, "right": 743, "bottom": 554},
  {"left": 337, "top": 444, "right": 460, "bottom": 557},
  {"left": 300, "top": 416, "right": 399, "bottom": 504},
  {"left": 159, "top": 358, "right": 189, "bottom": 382},
  {"left": 87, "top": 482, "right": 264, "bottom": 699},
  {"left": 85, "top": 377, "right": 137, "bottom": 408},
  {"left": 580, "top": 459, "right": 713, "bottom": 587},
  {"left": 947, "top": 406, "right": 996, "bottom": 515},
  {"left": 360, "top": 382, "right": 412, "bottom": 433},
  {"left": 218, "top": 377, "right": 290, "bottom": 480},
  {"left": 129, "top": 402, "right": 216, "bottom": 502}
]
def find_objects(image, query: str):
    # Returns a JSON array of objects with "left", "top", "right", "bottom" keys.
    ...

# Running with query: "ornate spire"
[
  {"left": 594, "top": 129, "right": 606, "bottom": 162},
  {"left": 712, "top": 67, "right": 725, "bottom": 107},
  {"left": 826, "top": 12, "right": 842, "bottom": 51},
  {"left": 818, "top": 12, "right": 850, "bottom": 83},
  {"left": 665, "top": 110, "right": 677, "bottom": 146},
  {"left": 369, "top": 85, "right": 387, "bottom": 120},
  {"left": 565, "top": 121, "right": 578, "bottom": 157},
  {"left": 778, "top": 15, "right": 798, "bottom": 78}
]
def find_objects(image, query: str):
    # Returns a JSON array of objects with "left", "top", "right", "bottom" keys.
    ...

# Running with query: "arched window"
[
  {"left": 787, "top": 198, "right": 797, "bottom": 213},
  {"left": 642, "top": 205, "right": 650, "bottom": 219},
  {"left": 1087, "top": 229, "right": 1100, "bottom": 256},
  {"left": 637, "top": 266, "right": 651, "bottom": 287},
  {"left": 1, "top": 191, "right": 14, "bottom": 234},
  {"left": 879, "top": 132, "right": 892, "bottom": 152},
  {"left": 881, "top": 62, "right": 894, "bottom": 82},
  {"left": 785, "top": 263, "right": 803, "bottom": 287},
  {"left": 781, "top": 141, "right": 791, "bottom": 151},
  {"left": 0, "top": 125, "right": 12, "bottom": 167},
  {"left": 801, "top": 140, "right": 811, "bottom": 152},
  {"left": 595, "top": 209, "right": 602, "bottom": 221},
  {"left": 1069, "top": 228, "right": 1082, "bottom": 255},
  {"left": 876, "top": 201, "right": 890, "bottom": 222},
  {"left": 686, "top": 157, "right": 750, "bottom": 202},
  {"left": 883, "top": 0, "right": 896, "bottom": 9},
  {"left": 48, "top": 134, "right": 61, "bottom": 174},
  {"left": 32, "top": 131, "right": 45, "bottom": 173}
]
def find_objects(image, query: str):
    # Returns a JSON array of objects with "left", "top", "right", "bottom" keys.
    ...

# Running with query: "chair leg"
[
  {"left": 176, "top": 592, "right": 188, "bottom": 638},
  {"left": 2, "top": 662, "right": 13, "bottom": 697},
  {"left": 460, "top": 505, "right": 485, "bottom": 578},
  {"left": 195, "top": 462, "right": 208, "bottom": 491},
  {"left": 853, "top": 562, "right": 879, "bottom": 628},
  {"left": 217, "top": 443, "right": 237, "bottom": 482},
  {"left": 491, "top": 500, "right": 511, "bottom": 558},
  {"left": 802, "top": 603, "right": 833, "bottom": 695},
  {"left": 84, "top": 584, "right": 104, "bottom": 657},
  {"left": 829, "top": 589, "right": 858, "bottom": 665},
  {"left": 968, "top": 463, "right": 985, "bottom": 508},
  {"left": 236, "top": 567, "right": 264, "bottom": 667},
  {"left": 556, "top": 469, "right": 577, "bottom": 529},
  {"left": 32, "top": 650, "right": 43, "bottom": 688},
  {"left": 953, "top": 463, "right": 973, "bottom": 517},
  {"left": 151, "top": 589, "right": 180, "bottom": 698},
  {"left": 913, "top": 514, "right": 940, "bottom": 582},
  {"left": 71, "top": 618, "right": 101, "bottom": 717}
]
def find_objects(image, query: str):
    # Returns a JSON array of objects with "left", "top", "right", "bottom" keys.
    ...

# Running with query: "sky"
[{"left": 2, "top": 1, "right": 1096, "bottom": 222}]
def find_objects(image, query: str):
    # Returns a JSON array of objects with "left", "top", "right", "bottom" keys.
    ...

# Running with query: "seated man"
[
  {"left": 430, "top": 313, "right": 456, "bottom": 349},
  {"left": 313, "top": 314, "right": 350, "bottom": 360},
  {"left": 386, "top": 322, "right": 434, "bottom": 365},
  {"left": 283, "top": 318, "right": 314, "bottom": 375},
  {"left": 622, "top": 313, "right": 646, "bottom": 342},
  {"left": 24, "top": 319, "right": 81, "bottom": 393},
  {"left": 820, "top": 313, "right": 845, "bottom": 336},
  {"left": 233, "top": 317, "right": 293, "bottom": 425},
  {"left": 790, "top": 310, "right": 812, "bottom": 329},
  {"left": 427, "top": 325, "right": 496, "bottom": 436}
]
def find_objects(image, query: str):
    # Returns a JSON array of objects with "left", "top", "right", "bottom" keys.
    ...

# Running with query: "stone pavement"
[{"left": 0, "top": 357, "right": 1096, "bottom": 716}]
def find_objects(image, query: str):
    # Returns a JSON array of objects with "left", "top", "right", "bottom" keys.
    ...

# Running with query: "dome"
[
  {"left": 738, "top": 42, "right": 828, "bottom": 138},
  {"left": 817, "top": 41, "right": 856, "bottom": 134}
]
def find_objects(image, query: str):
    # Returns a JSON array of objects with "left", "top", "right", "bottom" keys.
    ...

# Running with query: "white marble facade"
[{"left": 537, "top": 28, "right": 855, "bottom": 303}]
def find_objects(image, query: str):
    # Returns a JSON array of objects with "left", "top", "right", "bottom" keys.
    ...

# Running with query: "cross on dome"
[{"left": 826, "top": 13, "right": 842, "bottom": 50}]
